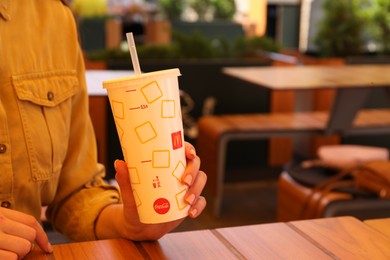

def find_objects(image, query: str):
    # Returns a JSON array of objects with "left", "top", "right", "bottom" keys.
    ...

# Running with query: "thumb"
[{"left": 114, "top": 160, "right": 137, "bottom": 207}]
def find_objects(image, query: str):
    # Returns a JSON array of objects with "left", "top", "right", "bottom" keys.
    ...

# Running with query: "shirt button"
[
  {"left": 1, "top": 201, "right": 11, "bottom": 208},
  {"left": 0, "top": 144, "right": 6, "bottom": 153},
  {"left": 47, "top": 91, "right": 54, "bottom": 101}
]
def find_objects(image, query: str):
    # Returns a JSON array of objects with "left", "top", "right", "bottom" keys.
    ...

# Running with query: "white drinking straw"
[{"left": 126, "top": 32, "right": 141, "bottom": 75}]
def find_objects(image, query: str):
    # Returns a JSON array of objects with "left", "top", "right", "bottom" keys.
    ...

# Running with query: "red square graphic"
[{"left": 171, "top": 131, "right": 183, "bottom": 150}]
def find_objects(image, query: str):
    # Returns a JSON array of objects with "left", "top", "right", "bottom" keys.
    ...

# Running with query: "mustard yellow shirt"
[{"left": 0, "top": 0, "right": 120, "bottom": 241}]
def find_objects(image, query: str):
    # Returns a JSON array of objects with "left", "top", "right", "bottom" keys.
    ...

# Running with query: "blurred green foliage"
[
  {"left": 212, "top": 0, "right": 236, "bottom": 20},
  {"left": 234, "top": 36, "right": 281, "bottom": 58},
  {"left": 314, "top": 0, "right": 368, "bottom": 57},
  {"left": 315, "top": 0, "right": 390, "bottom": 57},
  {"left": 159, "top": 0, "right": 185, "bottom": 20},
  {"left": 159, "top": 0, "right": 236, "bottom": 21},
  {"left": 369, "top": 0, "right": 390, "bottom": 54},
  {"left": 86, "top": 31, "right": 281, "bottom": 61},
  {"left": 189, "top": 0, "right": 213, "bottom": 21}
]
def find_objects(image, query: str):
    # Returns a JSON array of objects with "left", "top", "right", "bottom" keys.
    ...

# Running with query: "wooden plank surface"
[
  {"left": 290, "top": 216, "right": 390, "bottom": 260},
  {"left": 25, "top": 217, "right": 390, "bottom": 260},
  {"left": 354, "top": 109, "right": 390, "bottom": 127},
  {"left": 223, "top": 65, "right": 390, "bottom": 90},
  {"left": 201, "top": 109, "right": 390, "bottom": 132},
  {"left": 364, "top": 218, "right": 390, "bottom": 239},
  {"left": 141, "top": 230, "right": 238, "bottom": 259},
  {"left": 215, "top": 222, "right": 332, "bottom": 259},
  {"left": 26, "top": 239, "right": 144, "bottom": 260}
]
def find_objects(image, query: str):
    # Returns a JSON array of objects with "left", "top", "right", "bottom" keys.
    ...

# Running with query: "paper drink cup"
[{"left": 103, "top": 68, "right": 189, "bottom": 223}]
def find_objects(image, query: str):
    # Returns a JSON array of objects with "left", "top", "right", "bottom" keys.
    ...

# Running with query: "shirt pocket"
[{"left": 12, "top": 70, "right": 80, "bottom": 181}]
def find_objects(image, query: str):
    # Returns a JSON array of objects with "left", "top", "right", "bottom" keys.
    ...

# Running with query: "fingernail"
[
  {"left": 47, "top": 242, "right": 53, "bottom": 253},
  {"left": 189, "top": 148, "right": 196, "bottom": 159},
  {"left": 186, "top": 194, "right": 195, "bottom": 205},
  {"left": 184, "top": 175, "right": 192, "bottom": 186},
  {"left": 114, "top": 160, "right": 119, "bottom": 169},
  {"left": 189, "top": 208, "right": 198, "bottom": 217}
]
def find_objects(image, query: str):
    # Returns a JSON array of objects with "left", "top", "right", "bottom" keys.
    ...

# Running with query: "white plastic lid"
[{"left": 103, "top": 68, "right": 181, "bottom": 89}]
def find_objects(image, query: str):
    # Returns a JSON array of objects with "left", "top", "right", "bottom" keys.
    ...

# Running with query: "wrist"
[{"left": 95, "top": 204, "right": 125, "bottom": 239}]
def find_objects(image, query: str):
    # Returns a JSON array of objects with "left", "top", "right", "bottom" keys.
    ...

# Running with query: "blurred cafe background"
[{"left": 53, "top": 0, "right": 390, "bottom": 242}]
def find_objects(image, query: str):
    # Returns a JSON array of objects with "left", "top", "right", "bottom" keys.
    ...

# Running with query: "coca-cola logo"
[{"left": 153, "top": 198, "right": 170, "bottom": 215}]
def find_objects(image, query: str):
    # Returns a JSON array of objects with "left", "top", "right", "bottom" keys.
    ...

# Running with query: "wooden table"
[
  {"left": 223, "top": 64, "right": 390, "bottom": 164},
  {"left": 223, "top": 65, "right": 390, "bottom": 91},
  {"left": 26, "top": 216, "right": 390, "bottom": 259},
  {"left": 364, "top": 217, "right": 390, "bottom": 238},
  {"left": 223, "top": 65, "right": 390, "bottom": 132}
]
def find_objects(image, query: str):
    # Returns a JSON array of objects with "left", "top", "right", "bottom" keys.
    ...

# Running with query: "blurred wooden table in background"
[{"left": 223, "top": 64, "right": 390, "bottom": 165}]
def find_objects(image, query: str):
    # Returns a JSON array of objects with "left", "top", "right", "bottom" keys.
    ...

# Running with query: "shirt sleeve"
[
  {"left": 46, "top": 45, "right": 121, "bottom": 242},
  {"left": 49, "top": 165, "right": 121, "bottom": 241}
]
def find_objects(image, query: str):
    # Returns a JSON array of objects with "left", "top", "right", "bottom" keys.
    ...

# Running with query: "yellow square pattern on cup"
[
  {"left": 133, "top": 189, "right": 142, "bottom": 207},
  {"left": 152, "top": 150, "right": 170, "bottom": 168},
  {"left": 141, "top": 81, "right": 163, "bottom": 104},
  {"left": 161, "top": 100, "right": 176, "bottom": 118},
  {"left": 128, "top": 167, "right": 141, "bottom": 184},
  {"left": 112, "top": 100, "right": 125, "bottom": 119},
  {"left": 175, "top": 187, "right": 188, "bottom": 210},
  {"left": 116, "top": 121, "right": 124, "bottom": 141},
  {"left": 135, "top": 121, "right": 157, "bottom": 144},
  {"left": 172, "top": 161, "right": 185, "bottom": 182},
  {"left": 122, "top": 146, "right": 128, "bottom": 162}
]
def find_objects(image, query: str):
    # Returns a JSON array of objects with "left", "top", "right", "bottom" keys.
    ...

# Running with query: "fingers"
[
  {"left": 0, "top": 231, "right": 33, "bottom": 259},
  {"left": 188, "top": 196, "right": 207, "bottom": 218},
  {"left": 185, "top": 142, "right": 197, "bottom": 160},
  {"left": 0, "top": 214, "right": 36, "bottom": 242},
  {"left": 182, "top": 143, "right": 201, "bottom": 186},
  {"left": 32, "top": 217, "right": 52, "bottom": 254},
  {"left": 114, "top": 160, "right": 138, "bottom": 211},
  {"left": 0, "top": 208, "right": 52, "bottom": 258},
  {"left": 182, "top": 143, "right": 207, "bottom": 218},
  {"left": 0, "top": 249, "right": 17, "bottom": 260},
  {"left": 114, "top": 159, "right": 130, "bottom": 189},
  {"left": 2, "top": 208, "right": 52, "bottom": 253},
  {"left": 184, "top": 170, "right": 207, "bottom": 203},
  {"left": 184, "top": 169, "right": 207, "bottom": 218}
]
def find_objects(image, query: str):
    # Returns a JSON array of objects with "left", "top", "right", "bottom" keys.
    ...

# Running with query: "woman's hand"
[
  {"left": 96, "top": 142, "right": 207, "bottom": 241},
  {"left": 0, "top": 207, "right": 52, "bottom": 259}
]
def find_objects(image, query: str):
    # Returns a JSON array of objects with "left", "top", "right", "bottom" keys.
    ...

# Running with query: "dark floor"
[{"left": 46, "top": 164, "right": 282, "bottom": 244}]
